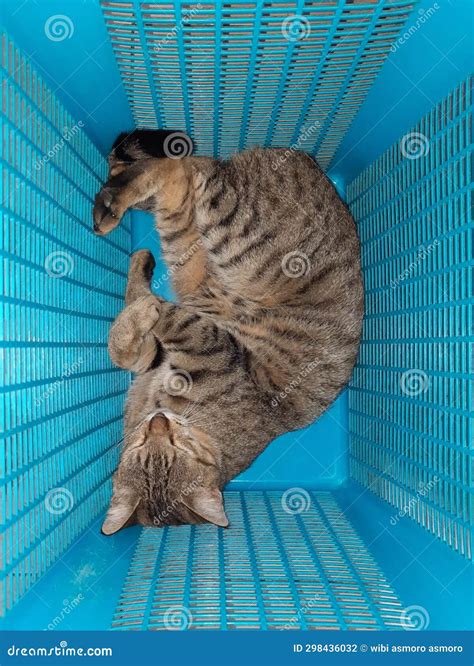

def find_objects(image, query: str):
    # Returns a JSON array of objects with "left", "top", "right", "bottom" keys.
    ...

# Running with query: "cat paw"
[
  {"left": 132, "top": 294, "right": 161, "bottom": 331},
  {"left": 130, "top": 250, "right": 156, "bottom": 281},
  {"left": 93, "top": 186, "right": 123, "bottom": 235}
]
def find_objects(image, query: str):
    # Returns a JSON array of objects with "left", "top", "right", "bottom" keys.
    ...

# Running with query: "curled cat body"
[{"left": 94, "top": 130, "right": 364, "bottom": 534}]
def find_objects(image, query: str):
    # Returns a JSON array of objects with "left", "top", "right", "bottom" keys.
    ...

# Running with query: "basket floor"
[{"left": 112, "top": 492, "right": 406, "bottom": 631}]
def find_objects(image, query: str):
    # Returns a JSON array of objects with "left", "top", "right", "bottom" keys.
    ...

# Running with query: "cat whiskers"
[
  {"left": 178, "top": 402, "right": 211, "bottom": 430},
  {"left": 180, "top": 401, "right": 202, "bottom": 423}
]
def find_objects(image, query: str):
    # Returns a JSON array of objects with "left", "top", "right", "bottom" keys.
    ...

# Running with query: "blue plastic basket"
[{"left": 1, "top": 0, "right": 472, "bottom": 633}]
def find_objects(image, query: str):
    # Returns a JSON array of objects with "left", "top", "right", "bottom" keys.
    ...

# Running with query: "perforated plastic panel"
[
  {"left": 101, "top": 0, "right": 417, "bottom": 168},
  {"left": 0, "top": 31, "right": 131, "bottom": 615},
  {"left": 112, "top": 491, "right": 407, "bottom": 630},
  {"left": 347, "top": 76, "right": 473, "bottom": 559}
]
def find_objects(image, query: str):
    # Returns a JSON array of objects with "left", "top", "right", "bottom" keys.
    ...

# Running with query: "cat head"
[{"left": 101, "top": 410, "right": 228, "bottom": 535}]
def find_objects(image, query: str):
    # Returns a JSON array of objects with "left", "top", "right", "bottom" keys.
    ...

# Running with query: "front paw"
[
  {"left": 130, "top": 249, "right": 156, "bottom": 280},
  {"left": 93, "top": 186, "right": 123, "bottom": 236}
]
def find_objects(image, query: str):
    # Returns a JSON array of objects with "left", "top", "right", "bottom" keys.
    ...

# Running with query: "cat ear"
[
  {"left": 183, "top": 488, "right": 229, "bottom": 528},
  {"left": 101, "top": 488, "right": 140, "bottom": 536}
]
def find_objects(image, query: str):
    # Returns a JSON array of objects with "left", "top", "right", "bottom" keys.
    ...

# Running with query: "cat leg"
[
  {"left": 94, "top": 155, "right": 214, "bottom": 298},
  {"left": 108, "top": 250, "right": 162, "bottom": 373},
  {"left": 93, "top": 159, "right": 165, "bottom": 236},
  {"left": 109, "top": 248, "right": 211, "bottom": 373},
  {"left": 109, "top": 251, "right": 250, "bottom": 394},
  {"left": 150, "top": 157, "right": 217, "bottom": 300},
  {"left": 108, "top": 295, "right": 162, "bottom": 373},
  {"left": 125, "top": 248, "right": 156, "bottom": 305},
  {"left": 93, "top": 156, "right": 199, "bottom": 237}
]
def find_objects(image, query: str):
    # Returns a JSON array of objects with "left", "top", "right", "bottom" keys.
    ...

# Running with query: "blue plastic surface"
[
  {"left": 337, "top": 482, "right": 474, "bottom": 632},
  {"left": 1, "top": 489, "right": 410, "bottom": 631},
  {"left": 331, "top": 0, "right": 474, "bottom": 186},
  {"left": 0, "top": 29, "right": 131, "bottom": 616},
  {"left": 346, "top": 75, "right": 473, "bottom": 559},
  {"left": 2, "top": 484, "right": 471, "bottom": 631},
  {"left": 2, "top": 0, "right": 134, "bottom": 155}
]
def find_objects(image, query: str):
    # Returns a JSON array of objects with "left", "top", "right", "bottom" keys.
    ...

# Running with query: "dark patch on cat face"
[{"left": 111, "top": 129, "right": 194, "bottom": 164}]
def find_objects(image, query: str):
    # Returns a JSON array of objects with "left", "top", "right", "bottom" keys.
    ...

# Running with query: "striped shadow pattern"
[
  {"left": 112, "top": 491, "right": 407, "bottom": 630},
  {"left": 100, "top": 0, "right": 418, "bottom": 169},
  {"left": 0, "top": 31, "right": 131, "bottom": 615},
  {"left": 347, "top": 76, "right": 473, "bottom": 558}
]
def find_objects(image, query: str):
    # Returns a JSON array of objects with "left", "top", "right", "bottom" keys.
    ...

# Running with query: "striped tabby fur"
[{"left": 94, "top": 131, "right": 363, "bottom": 533}]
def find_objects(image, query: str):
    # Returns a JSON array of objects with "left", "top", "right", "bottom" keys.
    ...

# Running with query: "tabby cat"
[{"left": 93, "top": 130, "right": 364, "bottom": 534}]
